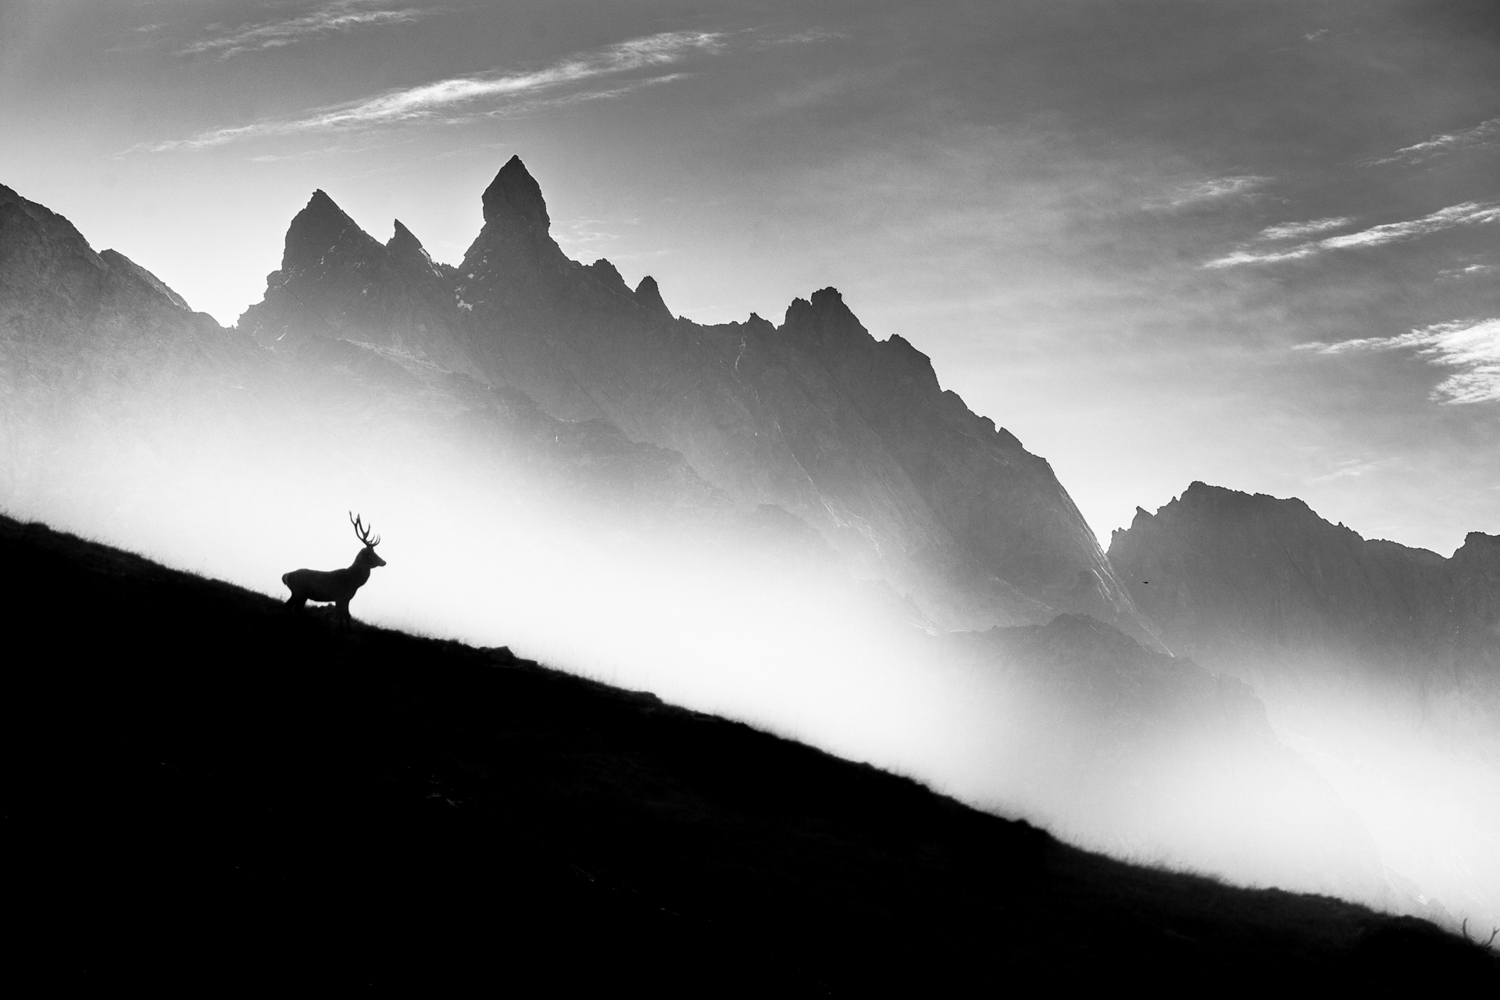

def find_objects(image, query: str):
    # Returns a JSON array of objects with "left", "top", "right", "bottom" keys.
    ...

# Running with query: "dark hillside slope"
[{"left": 6, "top": 514, "right": 1495, "bottom": 991}]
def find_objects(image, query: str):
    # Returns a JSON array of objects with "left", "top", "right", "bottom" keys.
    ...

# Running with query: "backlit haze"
[{"left": 2, "top": 0, "right": 1497, "bottom": 554}]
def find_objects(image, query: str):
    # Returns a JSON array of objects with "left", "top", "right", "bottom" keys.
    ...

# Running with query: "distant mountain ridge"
[
  {"left": 1108, "top": 481, "right": 1500, "bottom": 679},
  {"left": 237, "top": 155, "right": 1160, "bottom": 642}
]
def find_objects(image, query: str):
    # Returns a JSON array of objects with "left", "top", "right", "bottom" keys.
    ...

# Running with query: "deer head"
[{"left": 350, "top": 511, "right": 387, "bottom": 568}]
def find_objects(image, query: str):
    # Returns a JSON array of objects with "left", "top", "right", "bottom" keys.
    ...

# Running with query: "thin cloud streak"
[
  {"left": 180, "top": 1, "right": 429, "bottom": 59},
  {"left": 466, "top": 73, "right": 689, "bottom": 124},
  {"left": 1165, "top": 175, "right": 1269, "bottom": 208},
  {"left": 1365, "top": 115, "right": 1500, "bottom": 166},
  {"left": 1207, "top": 202, "right": 1500, "bottom": 268},
  {"left": 1257, "top": 217, "right": 1352, "bottom": 241},
  {"left": 1310, "top": 458, "right": 1391, "bottom": 483},
  {"left": 141, "top": 31, "right": 724, "bottom": 152},
  {"left": 1297, "top": 318, "right": 1500, "bottom": 404}
]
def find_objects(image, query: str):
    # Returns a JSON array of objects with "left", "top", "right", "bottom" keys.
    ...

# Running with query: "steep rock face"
[
  {"left": 237, "top": 156, "right": 1160, "bottom": 642},
  {"left": 237, "top": 191, "right": 482, "bottom": 380},
  {"left": 1107, "top": 482, "right": 1500, "bottom": 677},
  {"left": 749, "top": 289, "right": 1143, "bottom": 631},
  {"left": 1, "top": 182, "right": 250, "bottom": 402}
]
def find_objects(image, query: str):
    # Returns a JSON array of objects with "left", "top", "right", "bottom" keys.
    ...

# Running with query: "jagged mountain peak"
[
  {"left": 634, "top": 275, "right": 672, "bottom": 317},
  {"left": 1167, "top": 481, "right": 1322, "bottom": 522},
  {"left": 282, "top": 188, "right": 379, "bottom": 273},
  {"left": 481, "top": 154, "right": 549, "bottom": 231},
  {"left": 387, "top": 218, "right": 423, "bottom": 253},
  {"left": 586, "top": 258, "right": 630, "bottom": 295},
  {"left": 783, "top": 286, "right": 867, "bottom": 345},
  {"left": 787, "top": 286, "right": 850, "bottom": 316}
]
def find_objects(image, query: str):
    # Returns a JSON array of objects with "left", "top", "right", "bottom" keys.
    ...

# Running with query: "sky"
[{"left": 2, "top": 0, "right": 1497, "bottom": 554}]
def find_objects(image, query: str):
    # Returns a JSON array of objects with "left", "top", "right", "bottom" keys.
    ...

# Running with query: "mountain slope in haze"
[
  {"left": 1107, "top": 481, "right": 1500, "bottom": 679},
  {"left": 237, "top": 156, "right": 1160, "bottom": 644},
  {"left": 943, "top": 614, "right": 1391, "bottom": 903},
  {"left": 1106, "top": 482, "right": 1500, "bottom": 933},
  {"left": 0, "top": 180, "right": 726, "bottom": 529},
  {"left": 9, "top": 512, "right": 1496, "bottom": 990}
]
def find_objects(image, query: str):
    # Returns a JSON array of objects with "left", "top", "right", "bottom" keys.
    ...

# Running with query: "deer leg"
[{"left": 285, "top": 593, "right": 307, "bottom": 609}]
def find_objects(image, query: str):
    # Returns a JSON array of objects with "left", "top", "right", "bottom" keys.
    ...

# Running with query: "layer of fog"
[
  {"left": 3, "top": 381, "right": 1496, "bottom": 935},
  {"left": 1257, "top": 674, "right": 1500, "bottom": 928}
]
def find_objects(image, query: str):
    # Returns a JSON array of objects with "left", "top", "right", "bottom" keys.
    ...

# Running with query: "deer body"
[{"left": 283, "top": 513, "right": 386, "bottom": 625}]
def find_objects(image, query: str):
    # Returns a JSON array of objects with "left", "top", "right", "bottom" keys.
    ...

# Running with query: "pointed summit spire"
[
  {"left": 634, "top": 275, "right": 672, "bottom": 318},
  {"left": 282, "top": 188, "right": 378, "bottom": 273},
  {"left": 307, "top": 188, "right": 340, "bottom": 213},
  {"left": 481, "top": 155, "right": 550, "bottom": 231},
  {"left": 387, "top": 219, "right": 423, "bottom": 253}
]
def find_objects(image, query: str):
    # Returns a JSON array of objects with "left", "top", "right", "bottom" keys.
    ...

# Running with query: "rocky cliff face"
[
  {"left": 1107, "top": 482, "right": 1500, "bottom": 678},
  {"left": 237, "top": 156, "right": 1160, "bottom": 642},
  {"left": 238, "top": 190, "right": 481, "bottom": 380}
]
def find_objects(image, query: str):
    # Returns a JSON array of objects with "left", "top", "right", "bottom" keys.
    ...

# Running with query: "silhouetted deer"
[{"left": 282, "top": 512, "right": 387, "bottom": 626}]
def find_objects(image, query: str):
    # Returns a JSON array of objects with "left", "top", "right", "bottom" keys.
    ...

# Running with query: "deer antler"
[{"left": 349, "top": 511, "right": 380, "bottom": 548}]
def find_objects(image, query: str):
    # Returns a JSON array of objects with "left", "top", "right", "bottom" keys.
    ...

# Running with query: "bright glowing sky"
[{"left": 3, "top": 0, "right": 1497, "bottom": 553}]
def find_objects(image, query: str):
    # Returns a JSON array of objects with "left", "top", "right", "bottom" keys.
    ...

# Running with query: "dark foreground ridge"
[{"left": 7, "top": 515, "right": 1495, "bottom": 991}]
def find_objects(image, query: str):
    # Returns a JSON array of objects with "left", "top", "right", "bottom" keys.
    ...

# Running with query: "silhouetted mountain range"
[
  {"left": 1109, "top": 482, "right": 1500, "bottom": 681},
  {"left": 0, "top": 177, "right": 725, "bottom": 530},
  {"left": 9, "top": 513, "right": 1495, "bottom": 989},
  {"left": 237, "top": 156, "right": 1159, "bottom": 643}
]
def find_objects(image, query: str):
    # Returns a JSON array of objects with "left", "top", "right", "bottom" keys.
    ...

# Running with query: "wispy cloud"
[
  {"left": 181, "top": 1, "right": 429, "bottom": 60},
  {"left": 1310, "top": 457, "right": 1390, "bottom": 483},
  {"left": 1257, "top": 217, "right": 1351, "bottom": 241},
  {"left": 1365, "top": 115, "right": 1500, "bottom": 166},
  {"left": 762, "top": 28, "right": 845, "bottom": 47},
  {"left": 1207, "top": 201, "right": 1500, "bottom": 268},
  {"left": 1438, "top": 263, "right": 1497, "bottom": 281},
  {"left": 1162, "top": 174, "right": 1269, "bottom": 209},
  {"left": 553, "top": 215, "right": 642, "bottom": 260},
  {"left": 139, "top": 31, "right": 723, "bottom": 152},
  {"left": 466, "top": 73, "right": 688, "bottom": 124},
  {"left": 1296, "top": 318, "right": 1500, "bottom": 404}
]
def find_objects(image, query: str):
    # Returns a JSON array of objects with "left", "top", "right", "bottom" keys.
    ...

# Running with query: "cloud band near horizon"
[{"left": 139, "top": 30, "right": 726, "bottom": 152}]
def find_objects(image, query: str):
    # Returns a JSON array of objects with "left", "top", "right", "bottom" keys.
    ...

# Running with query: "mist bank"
[{"left": 1113, "top": 483, "right": 1500, "bottom": 929}]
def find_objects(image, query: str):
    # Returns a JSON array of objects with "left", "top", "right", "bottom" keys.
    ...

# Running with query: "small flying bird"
[{"left": 282, "top": 512, "right": 387, "bottom": 626}]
